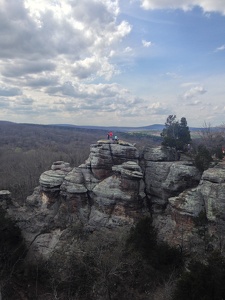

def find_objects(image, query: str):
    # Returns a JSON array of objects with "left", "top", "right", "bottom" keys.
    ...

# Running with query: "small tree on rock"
[
  {"left": 161, "top": 115, "right": 191, "bottom": 151},
  {"left": 194, "top": 144, "right": 213, "bottom": 172}
]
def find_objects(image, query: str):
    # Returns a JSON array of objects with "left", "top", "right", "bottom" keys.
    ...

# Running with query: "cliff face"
[
  {"left": 154, "top": 161, "right": 225, "bottom": 257},
  {"left": 3, "top": 141, "right": 145, "bottom": 260},
  {"left": 39, "top": 141, "right": 144, "bottom": 229},
  {"left": 143, "top": 146, "right": 201, "bottom": 213},
  {"left": 1, "top": 140, "right": 225, "bottom": 261}
]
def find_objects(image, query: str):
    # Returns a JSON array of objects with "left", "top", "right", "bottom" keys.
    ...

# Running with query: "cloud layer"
[
  {"left": 0, "top": 0, "right": 143, "bottom": 124},
  {"left": 140, "top": 0, "right": 225, "bottom": 14},
  {"left": 0, "top": 0, "right": 225, "bottom": 127}
]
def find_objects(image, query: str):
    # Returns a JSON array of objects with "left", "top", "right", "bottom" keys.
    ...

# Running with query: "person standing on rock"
[
  {"left": 114, "top": 135, "right": 119, "bottom": 143},
  {"left": 109, "top": 131, "right": 113, "bottom": 140}
]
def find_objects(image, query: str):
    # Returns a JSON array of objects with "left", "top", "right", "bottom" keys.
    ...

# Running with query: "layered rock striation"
[
  {"left": 1, "top": 141, "right": 225, "bottom": 260},
  {"left": 2, "top": 141, "right": 145, "bottom": 259},
  {"left": 143, "top": 146, "right": 201, "bottom": 212},
  {"left": 154, "top": 160, "right": 225, "bottom": 257}
]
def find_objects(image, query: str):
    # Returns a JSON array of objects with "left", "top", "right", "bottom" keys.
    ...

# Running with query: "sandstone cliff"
[
  {"left": 1, "top": 140, "right": 225, "bottom": 261},
  {"left": 2, "top": 141, "right": 145, "bottom": 260}
]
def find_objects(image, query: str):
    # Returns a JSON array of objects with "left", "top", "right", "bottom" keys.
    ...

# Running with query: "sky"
[{"left": 0, "top": 0, "right": 225, "bottom": 127}]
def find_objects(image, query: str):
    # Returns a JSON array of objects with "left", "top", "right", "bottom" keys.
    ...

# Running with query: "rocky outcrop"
[
  {"left": 143, "top": 146, "right": 202, "bottom": 212},
  {"left": 90, "top": 161, "right": 145, "bottom": 228},
  {"left": 3, "top": 141, "right": 145, "bottom": 260},
  {"left": 84, "top": 140, "right": 139, "bottom": 180},
  {"left": 40, "top": 161, "right": 72, "bottom": 193},
  {"left": 154, "top": 161, "right": 225, "bottom": 257},
  {"left": 2, "top": 141, "right": 225, "bottom": 261}
]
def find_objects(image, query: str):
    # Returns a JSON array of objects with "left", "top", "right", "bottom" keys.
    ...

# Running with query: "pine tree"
[{"left": 161, "top": 115, "right": 191, "bottom": 151}]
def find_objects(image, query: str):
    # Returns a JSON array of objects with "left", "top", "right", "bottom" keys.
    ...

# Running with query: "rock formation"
[
  {"left": 2, "top": 140, "right": 145, "bottom": 260},
  {"left": 1, "top": 140, "right": 225, "bottom": 261},
  {"left": 143, "top": 146, "right": 201, "bottom": 213},
  {"left": 154, "top": 161, "right": 225, "bottom": 257}
]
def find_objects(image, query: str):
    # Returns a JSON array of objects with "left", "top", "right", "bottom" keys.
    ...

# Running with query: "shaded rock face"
[
  {"left": 154, "top": 162, "right": 225, "bottom": 257},
  {"left": 2, "top": 142, "right": 225, "bottom": 261},
  {"left": 200, "top": 166, "right": 225, "bottom": 222},
  {"left": 143, "top": 147, "right": 202, "bottom": 212}
]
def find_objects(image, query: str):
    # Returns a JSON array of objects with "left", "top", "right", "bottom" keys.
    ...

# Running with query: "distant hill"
[
  {"left": 0, "top": 120, "right": 219, "bottom": 134},
  {"left": 51, "top": 123, "right": 166, "bottom": 132},
  {"left": 51, "top": 123, "right": 211, "bottom": 133},
  {"left": 0, "top": 120, "right": 162, "bottom": 150}
]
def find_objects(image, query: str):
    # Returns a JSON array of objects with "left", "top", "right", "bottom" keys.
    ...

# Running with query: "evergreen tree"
[
  {"left": 194, "top": 144, "right": 213, "bottom": 171},
  {"left": 161, "top": 115, "right": 191, "bottom": 151}
]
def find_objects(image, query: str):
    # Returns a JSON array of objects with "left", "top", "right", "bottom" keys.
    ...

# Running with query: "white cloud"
[
  {"left": 0, "top": 0, "right": 137, "bottom": 125},
  {"left": 140, "top": 0, "right": 225, "bottom": 15},
  {"left": 142, "top": 39, "right": 152, "bottom": 47},
  {"left": 0, "top": 0, "right": 131, "bottom": 84},
  {"left": 186, "top": 100, "right": 202, "bottom": 105},
  {"left": 182, "top": 85, "right": 207, "bottom": 100},
  {"left": 0, "top": 78, "right": 171, "bottom": 125},
  {"left": 124, "top": 47, "right": 133, "bottom": 53},
  {"left": 215, "top": 44, "right": 225, "bottom": 52},
  {"left": 181, "top": 82, "right": 199, "bottom": 87},
  {"left": 147, "top": 102, "right": 171, "bottom": 115},
  {"left": 0, "top": 0, "right": 224, "bottom": 127}
]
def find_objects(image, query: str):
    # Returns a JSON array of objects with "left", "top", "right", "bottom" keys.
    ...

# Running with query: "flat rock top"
[
  {"left": 97, "top": 139, "right": 135, "bottom": 147},
  {"left": 202, "top": 166, "right": 225, "bottom": 183}
]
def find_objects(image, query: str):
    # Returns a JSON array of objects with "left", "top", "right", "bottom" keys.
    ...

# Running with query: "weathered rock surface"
[
  {"left": 154, "top": 161, "right": 225, "bottom": 256},
  {"left": 85, "top": 141, "right": 139, "bottom": 180},
  {"left": 200, "top": 165, "right": 225, "bottom": 223},
  {"left": 3, "top": 142, "right": 144, "bottom": 260},
  {"left": 143, "top": 146, "right": 177, "bottom": 161},
  {"left": 2, "top": 142, "right": 225, "bottom": 261},
  {"left": 143, "top": 147, "right": 201, "bottom": 212}
]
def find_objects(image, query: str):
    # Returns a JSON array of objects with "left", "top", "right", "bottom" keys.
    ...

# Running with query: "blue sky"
[{"left": 0, "top": 0, "right": 225, "bottom": 127}]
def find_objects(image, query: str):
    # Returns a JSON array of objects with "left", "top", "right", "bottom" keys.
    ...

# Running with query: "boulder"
[
  {"left": 39, "top": 161, "right": 72, "bottom": 192},
  {"left": 143, "top": 146, "right": 177, "bottom": 161},
  {"left": 145, "top": 160, "right": 201, "bottom": 212},
  {"left": 61, "top": 167, "right": 87, "bottom": 194},
  {"left": 200, "top": 166, "right": 225, "bottom": 222}
]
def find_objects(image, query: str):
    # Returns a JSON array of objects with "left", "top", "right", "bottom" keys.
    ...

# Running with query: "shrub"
[
  {"left": 214, "top": 145, "right": 223, "bottom": 159},
  {"left": 194, "top": 144, "right": 213, "bottom": 171},
  {"left": 126, "top": 217, "right": 183, "bottom": 277},
  {"left": 126, "top": 216, "right": 157, "bottom": 260},
  {"left": 173, "top": 252, "right": 225, "bottom": 300},
  {"left": 0, "top": 207, "right": 27, "bottom": 299},
  {"left": 0, "top": 207, "right": 26, "bottom": 273}
]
